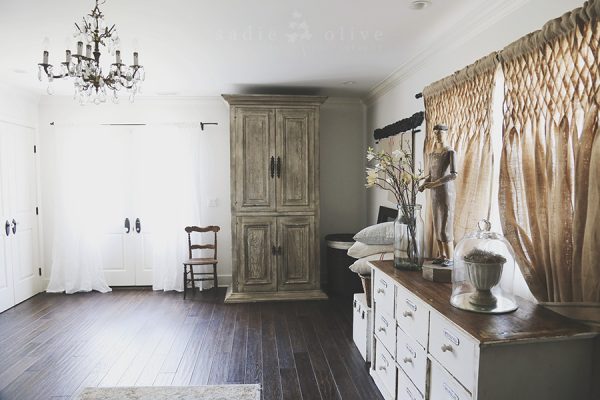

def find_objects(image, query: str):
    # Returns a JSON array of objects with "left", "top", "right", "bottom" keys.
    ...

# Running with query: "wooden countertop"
[{"left": 370, "top": 260, "right": 598, "bottom": 345}]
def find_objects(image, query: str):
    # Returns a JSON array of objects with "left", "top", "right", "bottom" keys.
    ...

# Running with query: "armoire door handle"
[
  {"left": 276, "top": 157, "right": 281, "bottom": 178},
  {"left": 270, "top": 156, "right": 275, "bottom": 178},
  {"left": 4, "top": 220, "right": 10, "bottom": 237},
  {"left": 11, "top": 219, "right": 17, "bottom": 235},
  {"left": 124, "top": 218, "right": 131, "bottom": 234},
  {"left": 135, "top": 218, "right": 141, "bottom": 233}
]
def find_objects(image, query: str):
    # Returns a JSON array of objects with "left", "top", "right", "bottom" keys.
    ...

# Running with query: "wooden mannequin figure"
[{"left": 419, "top": 124, "right": 457, "bottom": 266}]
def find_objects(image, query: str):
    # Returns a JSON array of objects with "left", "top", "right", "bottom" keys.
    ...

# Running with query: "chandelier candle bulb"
[
  {"left": 86, "top": 44, "right": 92, "bottom": 58},
  {"left": 77, "top": 41, "right": 83, "bottom": 55},
  {"left": 115, "top": 50, "right": 121, "bottom": 64},
  {"left": 133, "top": 52, "right": 139, "bottom": 66},
  {"left": 65, "top": 50, "right": 71, "bottom": 63},
  {"left": 43, "top": 51, "right": 49, "bottom": 64}
]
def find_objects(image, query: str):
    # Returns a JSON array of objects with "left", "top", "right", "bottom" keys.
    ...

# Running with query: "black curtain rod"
[
  {"left": 49, "top": 121, "right": 219, "bottom": 130},
  {"left": 373, "top": 111, "right": 424, "bottom": 142}
]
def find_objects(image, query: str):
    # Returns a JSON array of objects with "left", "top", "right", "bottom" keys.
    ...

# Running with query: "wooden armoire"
[{"left": 223, "top": 94, "right": 328, "bottom": 303}]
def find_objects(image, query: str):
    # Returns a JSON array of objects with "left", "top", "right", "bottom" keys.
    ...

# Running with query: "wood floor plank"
[
  {"left": 244, "top": 303, "right": 263, "bottom": 386},
  {"left": 226, "top": 304, "right": 249, "bottom": 383},
  {"left": 298, "top": 313, "right": 341, "bottom": 400},
  {"left": 0, "top": 289, "right": 381, "bottom": 400},
  {"left": 261, "top": 304, "right": 283, "bottom": 400}
]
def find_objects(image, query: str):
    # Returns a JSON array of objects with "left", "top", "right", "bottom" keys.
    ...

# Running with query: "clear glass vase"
[{"left": 394, "top": 204, "right": 424, "bottom": 270}]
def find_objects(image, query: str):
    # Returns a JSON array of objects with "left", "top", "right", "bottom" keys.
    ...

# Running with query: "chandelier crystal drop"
[{"left": 37, "top": 0, "right": 145, "bottom": 105}]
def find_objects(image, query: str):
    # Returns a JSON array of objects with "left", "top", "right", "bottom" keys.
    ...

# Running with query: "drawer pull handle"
[
  {"left": 402, "top": 357, "right": 413, "bottom": 364},
  {"left": 378, "top": 365, "right": 387, "bottom": 372},
  {"left": 405, "top": 299, "right": 417, "bottom": 311},
  {"left": 361, "top": 311, "right": 365, "bottom": 319},
  {"left": 376, "top": 288, "right": 385, "bottom": 294},
  {"left": 444, "top": 329, "right": 460, "bottom": 346},
  {"left": 378, "top": 327, "right": 386, "bottom": 333},
  {"left": 441, "top": 344, "right": 453, "bottom": 353},
  {"left": 379, "top": 279, "right": 388, "bottom": 288},
  {"left": 353, "top": 299, "right": 357, "bottom": 308},
  {"left": 406, "top": 387, "right": 416, "bottom": 400},
  {"left": 402, "top": 311, "right": 413, "bottom": 318},
  {"left": 443, "top": 383, "right": 460, "bottom": 400}
]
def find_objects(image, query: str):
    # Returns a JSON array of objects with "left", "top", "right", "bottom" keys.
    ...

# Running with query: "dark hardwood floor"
[{"left": 0, "top": 288, "right": 383, "bottom": 400}]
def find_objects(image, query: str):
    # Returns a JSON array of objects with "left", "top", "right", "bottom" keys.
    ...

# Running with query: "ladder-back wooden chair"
[{"left": 183, "top": 225, "right": 220, "bottom": 299}]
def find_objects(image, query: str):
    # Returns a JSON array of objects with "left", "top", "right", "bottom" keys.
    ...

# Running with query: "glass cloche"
[{"left": 451, "top": 219, "right": 518, "bottom": 314}]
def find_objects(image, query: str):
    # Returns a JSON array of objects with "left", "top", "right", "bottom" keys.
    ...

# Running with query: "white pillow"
[
  {"left": 349, "top": 252, "right": 394, "bottom": 275},
  {"left": 353, "top": 222, "right": 394, "bottom": 245},
  {"left": 347, "top": 241, "right": 394, "bottom": 259}
]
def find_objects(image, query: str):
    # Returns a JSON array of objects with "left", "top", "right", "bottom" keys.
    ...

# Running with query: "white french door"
[
  {"left": 0, "top": 121, "right": 40, "bottom": 312},
  {"left": 98, "top": 127, "right": 157, "bottom": 287},
  {"left": 50, "top": 123, "right": 198, "bottom": 291}
]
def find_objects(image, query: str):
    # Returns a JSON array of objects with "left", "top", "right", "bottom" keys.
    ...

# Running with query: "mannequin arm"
[{"left": 425, "top": 172, "right": 457, "bottom": 188}]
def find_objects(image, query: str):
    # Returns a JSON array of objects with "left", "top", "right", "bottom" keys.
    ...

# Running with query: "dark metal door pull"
[
  {"left": 135, "top": 218, "right": 141, "bottom": 233},
  {"left": 124, "top": 218, "right": 131, "bottom": 234},
  {"left": 4, "top": 220, "right": 10, "bottom": 237},
  {"left": 11, "top": 219, "right": 17, "bottom": 235}
]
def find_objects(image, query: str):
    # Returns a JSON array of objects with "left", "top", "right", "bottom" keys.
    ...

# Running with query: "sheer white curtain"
[
  {"left": 47, "top": 125, "right": 112, "bottom": 294},
  {"left": 139, "top": 124, "right": 202, "bottom": 292},
  {"left": 47, "top": 123, "right": 206, "bottom": 294}
]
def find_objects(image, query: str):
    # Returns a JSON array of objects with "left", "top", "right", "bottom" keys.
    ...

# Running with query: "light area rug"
[{"left": 75, "top": 384, "right": 261, "bottom": 400}]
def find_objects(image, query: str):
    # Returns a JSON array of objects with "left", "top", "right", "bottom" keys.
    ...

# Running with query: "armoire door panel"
[
  {"left": 234, "top": 109, "right": 276, "bottom": 211},
  {"left": 277, "top": 216, "right": 315, "bottom": 291},
  {"left": 237, "top": 216, "right": 276, "bottom": 292},
  {"left": 276, "top": 109, "right": 315, "bottom": 211}
]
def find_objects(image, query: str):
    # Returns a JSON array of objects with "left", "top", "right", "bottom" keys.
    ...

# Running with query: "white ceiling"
[{"left": 0, "top": 0, "right": 524, "bottom": 98}]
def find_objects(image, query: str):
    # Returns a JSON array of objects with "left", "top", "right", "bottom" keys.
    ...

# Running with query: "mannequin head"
[{"left": 433, "top": 124, "right": 449, "bottom": 146}]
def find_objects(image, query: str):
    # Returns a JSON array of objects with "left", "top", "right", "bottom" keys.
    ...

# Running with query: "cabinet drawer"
[
  {"left": 374, "top": 340, "right": 396, "bottom": 397},
  {"left": 429, "top": 358, "right": 472, "bottom": 400},
  {"left": 396, "top": 327, "right": 427, "bottom": 396},
  {"left": 374, "top": 309, "right": 395, "bottom": 355},
  {"left": 429, "top": 312, "right": 477, "bottom": 393},
  {"left": 397, "top": 368, "right": 424, "bottom": 400},
  {"left": 395, "top": 284, "right": 429, "bottom": 348},
  {"left": 373, "top": 270, "right": 395, "bottom": 317},
  {"left": 352, "top": 294, "right": 371, "bottom": 362}
]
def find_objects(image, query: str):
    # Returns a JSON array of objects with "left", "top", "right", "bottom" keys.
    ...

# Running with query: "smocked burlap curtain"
[
  {"left": 422, "top": 53, "right": 498, "bottom": 256},
  {"left": 499, "top": 0, "right": 600, "bottom": 302}
]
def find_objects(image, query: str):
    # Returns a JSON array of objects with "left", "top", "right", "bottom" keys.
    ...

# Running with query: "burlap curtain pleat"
[
  {"left": 422, "top": 53, "right": 499, "bottom": 256},
  {"left": 499, "top": 0, "right": 600, "bottom": 302}
]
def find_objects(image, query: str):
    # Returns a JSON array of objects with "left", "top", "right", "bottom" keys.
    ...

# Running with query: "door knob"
[
  {"left": 11, "top": 219, "right": 17, "bottom": 235},
  {"left": 124, "top": 218, "right": 131, "bottom": 234},
  {"left": 135, "top": 218, "right": 141, "bottom": 233},
  {"left": 4, "top": 220, "right": 10, "bottom": 237}
]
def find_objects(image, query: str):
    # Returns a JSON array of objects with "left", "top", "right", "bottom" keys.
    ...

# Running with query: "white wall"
[
  {"left": 0, "top": 82, "right": 39, "bottom": 126},
  {"left": 365, "top": 0, "right": 584, "bottom": 301},
  {"left": 37, "top": 95, "right": 366, "bottom": 288},
  {"left": 320, "top": 98, "right": 367, "bottom": 282}
]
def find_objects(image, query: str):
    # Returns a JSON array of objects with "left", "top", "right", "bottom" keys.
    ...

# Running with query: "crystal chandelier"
[{"left": 37, "top": 0, "right": 145, "bottom": 104}]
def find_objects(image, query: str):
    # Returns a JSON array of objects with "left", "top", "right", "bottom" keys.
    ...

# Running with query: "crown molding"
[{"left": 363, "top": 0, "right": 531, "bottom": 106}]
